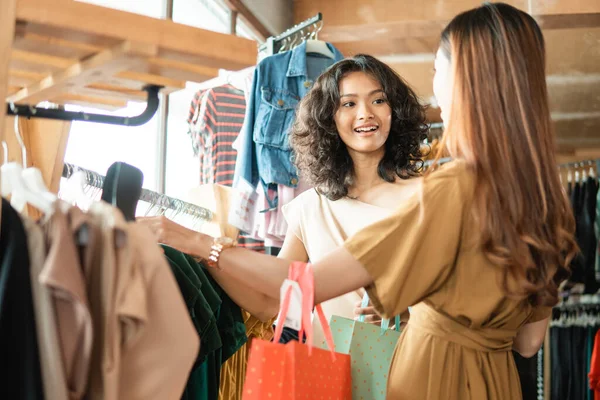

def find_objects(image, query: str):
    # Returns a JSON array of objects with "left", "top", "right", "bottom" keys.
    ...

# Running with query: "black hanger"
[{"left": 101, "top": 162, "right": 143, "bottom": 222}]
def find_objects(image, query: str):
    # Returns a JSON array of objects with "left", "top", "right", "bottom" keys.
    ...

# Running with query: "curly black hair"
[{"left": 290, "top": 54, "right": 428, "bottom": 200}]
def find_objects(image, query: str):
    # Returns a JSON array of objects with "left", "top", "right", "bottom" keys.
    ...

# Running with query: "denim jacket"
[{"left": 233, "top": 42, "right": 344, "bottom": 193}]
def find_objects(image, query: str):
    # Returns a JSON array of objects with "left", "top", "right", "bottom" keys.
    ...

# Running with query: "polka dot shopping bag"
[
  {"left": 316, "top": 293, "right": 403, "bottom": 400},
  {"left": 242, "top": 262, "right": 352, "bottom": 400}
]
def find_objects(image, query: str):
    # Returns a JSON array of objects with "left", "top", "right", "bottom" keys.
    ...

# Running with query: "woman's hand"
[
  {"left": 354, "top": 299, "right": 383, "bottom": 325},
  {"left": 137, "top": 216, "right": 212, "bottom": 258}
]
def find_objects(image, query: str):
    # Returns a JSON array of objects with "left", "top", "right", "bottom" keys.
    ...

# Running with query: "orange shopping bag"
[{"left": 242, "top": 262, "right": 352, "bottom": 400}]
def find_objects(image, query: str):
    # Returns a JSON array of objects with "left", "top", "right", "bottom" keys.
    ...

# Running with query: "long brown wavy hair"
[{"left": 431, "top": 3, "right": 577, "bottom": 307}]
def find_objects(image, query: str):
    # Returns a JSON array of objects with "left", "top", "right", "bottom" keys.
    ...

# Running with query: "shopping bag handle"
[
  {"left": 273, "top": 262, "right": 312, "bottom": 345},
  {"left": 273, "top": 262, "right": 337, "bottom": 361},
  {"left": 358, "top": 292, "right": 401, "bottom": 334}
]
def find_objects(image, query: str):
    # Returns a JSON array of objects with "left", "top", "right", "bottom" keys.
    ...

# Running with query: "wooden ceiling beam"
[
  {"left": 16, "top": 0, "right": 257, "bottom": 70},
  {"left": 295, "top": 0, "right": 600, "bottom": 27},
  {"left": 7, "top": 41, "right": 157, "bottom": 104},
  {"left": 536, "top": 12, "right": 600, "bottom": 30},
  {"left": 320, "top": 12, "right": 600, "bottom": 44}
]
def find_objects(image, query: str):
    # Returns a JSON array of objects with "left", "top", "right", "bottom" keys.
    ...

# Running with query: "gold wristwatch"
[{"left": 206, "top": 236, "right": 237, "bottom": 269}]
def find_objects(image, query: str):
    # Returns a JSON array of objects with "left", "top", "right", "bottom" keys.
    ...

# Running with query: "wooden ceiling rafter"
[
  {"left": 8, "top": 40, "right": 158, "bottom": 104},
  {"left": 4, "top": 0, "right": 257, "bottom": 112}
]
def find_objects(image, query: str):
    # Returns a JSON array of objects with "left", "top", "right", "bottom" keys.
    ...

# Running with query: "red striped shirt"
[{"left": 188, "top": 84, "right": 265, "bottom": 252}]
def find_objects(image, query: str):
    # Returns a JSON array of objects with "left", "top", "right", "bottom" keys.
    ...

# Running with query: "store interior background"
[{"left": 29, "top": 0, "right": 598, "bottom": 200}]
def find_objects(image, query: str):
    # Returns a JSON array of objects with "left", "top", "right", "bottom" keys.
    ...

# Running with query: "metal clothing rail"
[
  {"left": 559, "top": 158, "right": 600, "bottom": 169},
  {"left": 258, "top": 12, "right": 323, "bottom": 56},
  {"left": 6, "top": 85, "right": 162, "bottom": 127},
  {"left": 62, "top": 162, "right": 212, "bottom": 221}
]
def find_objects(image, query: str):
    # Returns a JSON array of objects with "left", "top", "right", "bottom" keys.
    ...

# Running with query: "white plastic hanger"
[
  {"left": 304, "top": 21, "right": 334, "bottom": 59},
  {"left": 1, "top": 116, "right": 54, "bottom": 215},
  {"left": 1, "top": 141, "right": 9, "bottom": 196},
  {"left": 16, "top": 119, "right": 57, "bottom": 204}
]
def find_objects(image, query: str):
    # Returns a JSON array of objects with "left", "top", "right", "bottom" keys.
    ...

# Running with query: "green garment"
[{"left": 161, "top": 246, "right": 246, "bottom": 400}]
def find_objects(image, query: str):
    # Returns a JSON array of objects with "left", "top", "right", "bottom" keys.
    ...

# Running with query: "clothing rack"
[
  {"left": 62, "top": 162, "right": 212, "bottom": 221},
  {"left": 6, "top": 85, "right": 162, "bottom": 127},
  {"left": 258, "top": 13, "right": 323, "bottom": 56},
  {"left": 559, "top": 159, "right": 600, "bottom": 170}
]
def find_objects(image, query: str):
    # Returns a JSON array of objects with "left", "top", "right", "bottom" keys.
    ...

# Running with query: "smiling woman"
[
  {"left": 336, "top": 75, "right": 391, "bottom": 154},
  {"left": 291, "top": 54, "right": 428, "bottom": 201}
]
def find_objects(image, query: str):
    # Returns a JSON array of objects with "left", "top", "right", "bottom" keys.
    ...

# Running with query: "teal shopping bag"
[{"left": 317, "top": 294, "right": 403, "bottom": 400}]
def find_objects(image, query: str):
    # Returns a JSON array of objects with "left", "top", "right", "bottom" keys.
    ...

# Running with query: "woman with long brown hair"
[{"left": 140, "top": 2, "right": 577, "bottom": 398}]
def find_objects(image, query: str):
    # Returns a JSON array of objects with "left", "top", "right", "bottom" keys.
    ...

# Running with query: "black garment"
[
  {"left": 514, "top": 351, "right": 537, "bottom": 400},
  {"left": 265, "top": 246, "right": 281, "bottom": 256},
  {"left": 550, "top": 327, "right": 562, "bottom": 400},
  {"left": 550, "top": 324, "right": 599, "bottom": 400},
  {"left": 275, "top": 326, "right": 306, "bottom": 344},
  {"left": 0, "top": 199, "right": 44, "bottom": 399},
  {"left": 582, "top": 178, "right": 599, "bottom": 293},
  {"left": 571, "top": 181, "right": 586, "bottom": 283},
  {"left": 568, "top": 177, "right": 600, "bottom": 292},
  {"left": 571, "top": 326, "right": 585, "bottom": 400}
]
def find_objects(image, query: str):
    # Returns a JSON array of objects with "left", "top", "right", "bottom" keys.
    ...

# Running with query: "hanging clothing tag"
[
  {"left": 280, "top": 279, "right": 303, "bottom": 331},
  {"left": 228, "top": 178, "right": 257, "bottom": 233}
]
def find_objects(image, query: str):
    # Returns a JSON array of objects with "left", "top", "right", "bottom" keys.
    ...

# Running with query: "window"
[
  {"left": 164, "top": 0, "right": 260, "bottom": 197},
  {"left": 63, "top": 103, "right": 161, "bottom": 191},
  {"left": 173, "top": 0, "right": 260, "bottom": 40},
  {"left": 66, "top": 0, "right": 166, "bottom": 191},
  {"left": 75, "top": 0, "right": 167, "bottom": 18},
  {"left": 64, "top": 0, "right": 259, "bottom": 196}
]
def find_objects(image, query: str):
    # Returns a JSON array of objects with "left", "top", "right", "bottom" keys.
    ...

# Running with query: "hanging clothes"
[
  {"left": 0, "top": 199, "right": 45, "bottom": 399},
  {"left": 218, "top": 310, "right": 275, "bottom": 400},
  {"left": 513, "top": 352, "right": 538, "bottom": 400},
  {"left": 187, "top": 84, "right": 266, "bottom": 253},
  {"left": 41, "top": 205, "right": 92, "bottom": 400},
  {"left": 187, "top": 84, "right": 280, "bottom": 400},
  {"left": 589, "top": 329, "right": 600, "bottom": 398},
  {"left": 229, "top": 42, "right": 344, "bottom": 243},
  {"left": 162, "top": 245, "right": 247, "bottom": 400},
  {"left": 232, "top": 41, "right": 344, "bottom": 193},
  {"left": 567, "top": 172, "right": 600, "bottom": 293},
  {"left": 22, "top": 216, "right": 70, "bottom": 400},
  {"left": 581, "top": 177, "right": 599, "bottom": 293},
  {"left": 550, "top": 303, "right": 600, "bottom": 400},
  {"left": 1, "top": 195, "right": 202, "bottom": 400}
]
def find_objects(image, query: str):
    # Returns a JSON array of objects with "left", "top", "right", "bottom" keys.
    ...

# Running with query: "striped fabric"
[{"left": 187, "top": 85, "right": 265, "bottom": 252}]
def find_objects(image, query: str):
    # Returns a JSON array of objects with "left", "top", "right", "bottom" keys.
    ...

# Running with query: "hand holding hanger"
[{"left": 137, "top": 215, "right": 210, "bottom": 257}]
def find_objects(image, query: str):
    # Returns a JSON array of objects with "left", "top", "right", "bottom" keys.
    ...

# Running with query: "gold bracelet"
[{"left": 205, "top": 237, "right": 237, "bottom": 269}]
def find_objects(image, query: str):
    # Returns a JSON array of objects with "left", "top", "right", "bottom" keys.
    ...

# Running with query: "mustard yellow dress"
[
  {"left": 218, "top": 311, "right": 274, "bottom": 400},
  {"left": 344, "top": 160, "right": 551, "bottom": 400}
]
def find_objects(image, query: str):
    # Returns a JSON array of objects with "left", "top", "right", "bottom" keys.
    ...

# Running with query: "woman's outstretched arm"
[{"left": 138, "top": 216, "right": 372, "bottom": 305}]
